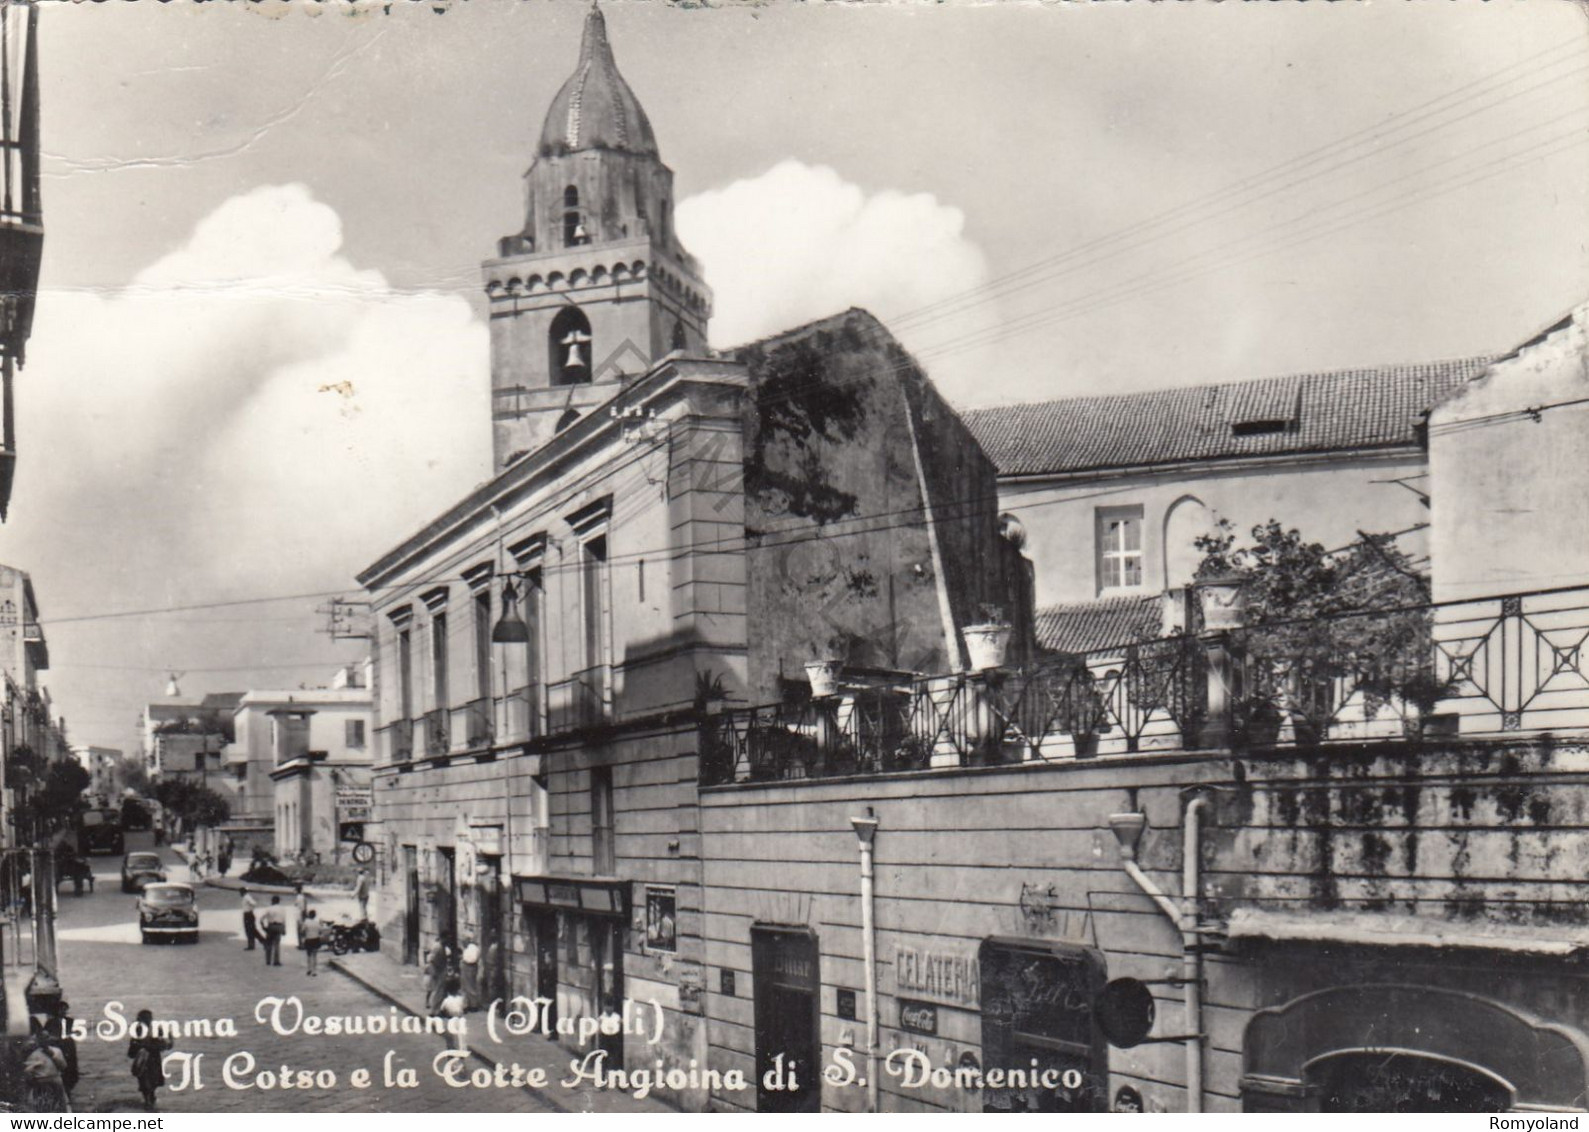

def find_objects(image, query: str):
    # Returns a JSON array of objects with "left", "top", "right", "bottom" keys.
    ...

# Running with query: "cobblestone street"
[{"left": 54, "top": 835, "right": 553, "bottom": 1113}]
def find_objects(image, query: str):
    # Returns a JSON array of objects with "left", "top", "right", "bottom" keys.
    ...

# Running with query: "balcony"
[
  {"left": 451, "top": 696, "right": 493, "bottom": 751},
  {"left": 549, "top": 665, "right": 611, "bottom": 733},
  {"left": 701, "top": 583, "right": 1589, "bottom": 787},
  {"left": 421, "top": 708, "right": 450, "bottom": 759},
  {"left": 497, "top": 684, "right": 545, "bottom": 743},
  {"left": 379, "top": 719, "right": 413, "bottom": 764}
]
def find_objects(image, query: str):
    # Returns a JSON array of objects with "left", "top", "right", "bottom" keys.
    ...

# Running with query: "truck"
[{"left": 77, "top": 807, "right": 125, "bottom": 856}]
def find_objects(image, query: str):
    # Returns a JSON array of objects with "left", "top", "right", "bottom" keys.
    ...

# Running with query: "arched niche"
[
  {"left": 1241, "top": 983, "right": 1589, "bottom": 1112},
  {"left": 1162, "top": 495, "right": 1212, "bottom": 591}
]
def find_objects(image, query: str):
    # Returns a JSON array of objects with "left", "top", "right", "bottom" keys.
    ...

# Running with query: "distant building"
[
  {"left": 963, "top": 358, "right": 1491, "bottom": 650},
  {"left": 70, "top": 744, "right": 122, "bottom": 807},
  {"left": 140, "top": 692, "right": 240, "bottom": 787}
]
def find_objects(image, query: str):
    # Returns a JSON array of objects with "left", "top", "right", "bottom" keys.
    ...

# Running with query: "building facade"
[
  {"left": 359, "top": 7, "right": 1028, "bottom": 1111},
  {"left": 696, "top": 311, "right": 1589, "bottom": 1114},
  {"left": 963, "top": 359, "right": 1490, "bottom": 651}
]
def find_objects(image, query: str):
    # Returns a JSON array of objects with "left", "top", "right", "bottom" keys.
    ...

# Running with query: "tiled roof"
[
  {"left": 962, "top": 357, "right": 1494, "bottom": 478},
  {"left": 1035, "top": 594, "right": 1160, "bottom": 655}
]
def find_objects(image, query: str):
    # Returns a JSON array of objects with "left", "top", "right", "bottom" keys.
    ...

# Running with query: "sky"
[{"left": 3, "top": 0, "right": 1587, "bottom": 755}]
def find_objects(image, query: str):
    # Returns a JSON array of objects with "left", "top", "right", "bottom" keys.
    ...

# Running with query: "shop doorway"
[
  {"left": 751, "top": 928, "right": 821, "bottom": 1113},
  {"left": 436, "top": 847, "right": 457, "bottom": 946},
  {"left": 592, "top": 916, "right": 625, "bottom": 1069},
  {"left": 978, "top": 939, "right": 1108, "bottom": 1112},
  {"left": 1310, "top": 1051, "right": 1510, "bottom": 1112},
  {"left": 477, "top": 855, "right": 504, "bottom": 1007},
  {"left": 402, "top": 845, "right": 420, "bottom": 966},
  {"left": 526, "top": 908, "right": 559, "bottom": 1030}
]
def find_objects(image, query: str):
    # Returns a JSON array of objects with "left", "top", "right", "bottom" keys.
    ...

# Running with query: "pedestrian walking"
[
  {"left": 303, "top": 910, "right": 324, "bottom": 976},
  {"left": 218, "top": 837, "right": 233, "bottom": 877},
  {"left": 127, "top": 1009, "right": 172, "bottom": 1112},
  {"left": 436, "top": 974, "right": 467, "bottom": 1051},
  {"left": 460, "top": 937, "right": 481, "bottom": 1012},
  {"left": 23, "top": 1019, "right": 69, "bottom": 1112},
  {"left": 260, "top": 896, "right": 286, "bottom": 967},
  {"left": 423, "top": 940, "right": 451, "bottom": 1015},
  {"left": 293, "top": 883, "right": 308, "bottom": 949},
  {"left": 353, "top": 868, "right": 370, "bottom": 921},
  {"left": 240, "top": 887, "right": 259, "bottom": 951}
]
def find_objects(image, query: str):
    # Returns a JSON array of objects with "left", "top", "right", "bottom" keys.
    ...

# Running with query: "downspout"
[
  {"left": 1181, "top": 796, "right": 1208, "bottom": 1114},
  {"left": 1110, "top": 800, "right": 1208, "bottom": 1114},
  {"left": 851, "top": 811, "right": 880, "bottom": 1114}
]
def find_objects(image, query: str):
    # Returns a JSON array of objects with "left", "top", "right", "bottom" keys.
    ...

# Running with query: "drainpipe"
[
  {"left": 851, "top": 811, "right": 880, "bottom": 1114},
  {"left": 1109, "top": 801, "right": 1208, "bottom": 1114},
  {"left": 1181, "top": 796, "right": 1208, "bottom": 1114}
]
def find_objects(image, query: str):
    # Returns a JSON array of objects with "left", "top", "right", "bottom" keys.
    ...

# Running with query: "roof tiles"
[{"left": 962, "top": 357, "right": 1493, "bottom": 478}]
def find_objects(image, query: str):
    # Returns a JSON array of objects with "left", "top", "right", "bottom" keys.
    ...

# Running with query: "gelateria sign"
[{"left": 894, "top": 945, "right": 979, "bottom": 1007}]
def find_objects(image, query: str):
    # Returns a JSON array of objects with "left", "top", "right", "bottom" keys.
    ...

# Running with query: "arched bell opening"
[{"left": 549, "top": 306, "right": 593, "bottom": 387}]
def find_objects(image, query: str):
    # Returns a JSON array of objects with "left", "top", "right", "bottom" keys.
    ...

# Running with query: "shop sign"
[
  {"left": 898, "top": 999, "right": 938, "bottom": 1036},
  {"left": 678, "top": 959, "right": 705, "bottom": 1016},
  {"left": 894, "top": 945, "right": 980, "bottom": 1007},
  {"left": 720, "top": 969, "right": 736, "bottom": 997},
  {"left": 335, "top": 785, "right": 373, "bottom": 822},
  {"left": 514, "top": 877, "right": 629, "bottom": 917},
  {"left": 770, "top": 943, "right": 817, "bottom": 991},
  {"left": 836, "top": 988, "right": 857, "bottom": 1021},
  {"left": 645, "top": 887, "right": 677, "bottom": 952},
  {"left": 470, "top": 824, "right": 503, "bottom": 855}
]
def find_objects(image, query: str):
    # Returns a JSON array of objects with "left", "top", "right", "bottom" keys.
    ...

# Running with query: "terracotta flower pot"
[
  {"left": 804, "top": 660, "right": 842, "bottom": 698},
  {"left": 963, "top": 623, "right": 1012, "bottom": 671}
]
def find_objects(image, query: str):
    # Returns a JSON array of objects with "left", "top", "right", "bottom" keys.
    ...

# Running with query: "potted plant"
[
  {"left": 962, "top": 603, "right": 1013, "bottom": 671},
  {"left": 804, "top": 641, "right": 845, "bottom": 698}
]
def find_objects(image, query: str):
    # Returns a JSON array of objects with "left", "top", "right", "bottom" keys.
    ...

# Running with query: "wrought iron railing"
[
  {"left": 701, "top": 584, "right": 1589, "bottom": 786},
  {"left": 702, "top": 636, "right": 1206, "bottom": 786}
]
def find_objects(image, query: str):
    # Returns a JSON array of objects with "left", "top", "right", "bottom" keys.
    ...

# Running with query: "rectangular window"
[
  {"left": 397, "top": 629, "right": 413, "bottom": 720},
  {"left": 1096, "top": 506, "right": 1145, "bottom": 591},
  {"left": 581, "top": 535, "right": 608, "bottom": 672},
  {"left": 345, "top": 719, "right": 366, "bottom": 749},
  {"left": 473, "top": 588, "right": 492, "bottom": 703},
  {"left": 590, "top": 765, "right": 615, "bottom": 876},
  {"left": 431, "top": 611, "right": 449, "bottom": 710}
]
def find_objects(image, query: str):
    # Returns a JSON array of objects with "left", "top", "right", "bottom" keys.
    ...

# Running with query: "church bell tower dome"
[
  {"left": 538, "top": 4, "right": 659, "bottom": 159},
  {"left": 482, "top": 2, "right": 713, "bottom": 473}
]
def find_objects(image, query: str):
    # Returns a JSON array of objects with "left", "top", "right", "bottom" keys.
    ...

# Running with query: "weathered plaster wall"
[
  {"left": 1430, "top": 303, "right": 1589, "bottom": 603},
  {"left": 699, "top": 735, "right": 1589, "bottom": 1113},
  {"left": 1000, "top": 451, "right": 1434, "bottom": 609}
]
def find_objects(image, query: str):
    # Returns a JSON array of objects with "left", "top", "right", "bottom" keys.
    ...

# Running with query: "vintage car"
[
  {"left": 120, "top": 851, "right": 166, "bottom": 893},
  {"left": 78, "top": 808, "right": 125, "bottom": 856},
  {"left": 137, "top": 882, "right": 198, "bottom": 944}
]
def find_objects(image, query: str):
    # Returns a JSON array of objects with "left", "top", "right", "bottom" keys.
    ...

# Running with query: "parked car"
[
  {"left": 120, "top": 851, "right": 165, "bottom": 893},
  {"left": 137, "top": 882, "right": 198, "bottom": 944}
]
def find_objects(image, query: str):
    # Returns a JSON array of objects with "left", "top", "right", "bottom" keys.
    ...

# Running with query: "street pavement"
[{"left": 55, "top": 833, "right": 552, "bottom": 1114}]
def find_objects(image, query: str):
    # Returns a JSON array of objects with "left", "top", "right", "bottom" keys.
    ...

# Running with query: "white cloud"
[
  {"left": 676, "top": 160, "right": 1002, "bottom": 403},
  {"left": 8, "top": 184, "right": 489, "bottom": 745}
]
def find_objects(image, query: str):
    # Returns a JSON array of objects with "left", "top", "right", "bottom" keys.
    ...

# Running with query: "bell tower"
[{"left": 484, "top": 3, "right": 712, "bottom": 470}]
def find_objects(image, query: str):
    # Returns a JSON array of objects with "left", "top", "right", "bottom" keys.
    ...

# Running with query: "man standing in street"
[
  {"left": 241, "top": 887, "right": 259, "bottom": 951},
  {"left": 260, "top": 896, "right": 285, "bottom": 967},
  {"left": 353, "top": 869, "right": 370, "bottom": 922}
]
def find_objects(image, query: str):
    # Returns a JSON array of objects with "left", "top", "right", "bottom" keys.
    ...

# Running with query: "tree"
[
  {"left": 153, "top": 777, "right": 231, "bottom": 831},
  {"left": 120, "top": 758, "right": 151, "bottom": 797},
  {"left": 1195, "top": 519, "right": 1451, "bottom": 738}
]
